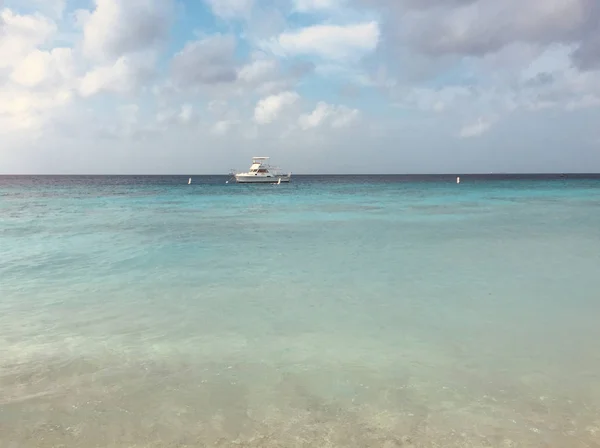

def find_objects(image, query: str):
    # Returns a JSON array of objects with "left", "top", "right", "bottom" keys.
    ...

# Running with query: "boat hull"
[{"left": 235, "top": 175, "right": 291, "bottom": 183}]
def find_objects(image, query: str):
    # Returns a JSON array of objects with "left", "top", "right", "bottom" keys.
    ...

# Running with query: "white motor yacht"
[{"left": 231, "top": 157, "right": 291, "bottom": 183}]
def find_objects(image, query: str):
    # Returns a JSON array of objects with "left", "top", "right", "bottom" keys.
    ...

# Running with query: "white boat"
[{"left": 231, "top": 157, "right": 291, "bottom": 183}]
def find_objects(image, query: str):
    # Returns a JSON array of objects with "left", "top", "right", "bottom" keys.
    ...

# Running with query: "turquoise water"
[{"left": 1, "top": 175, "right": 600, "bottom": 447}]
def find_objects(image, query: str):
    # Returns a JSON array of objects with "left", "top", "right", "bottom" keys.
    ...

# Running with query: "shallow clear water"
[{"left": 1, "top": 175, "right": 600, "bottom": 447}]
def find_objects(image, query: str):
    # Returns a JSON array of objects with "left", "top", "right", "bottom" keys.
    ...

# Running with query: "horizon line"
[{"left": 1, "top": 172, "right": 599, "bottom": 176}]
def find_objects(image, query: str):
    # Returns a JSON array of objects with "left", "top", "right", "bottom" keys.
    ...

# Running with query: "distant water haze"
[{"left": 1, "top": 175, "right": 600, "bottom": 447}]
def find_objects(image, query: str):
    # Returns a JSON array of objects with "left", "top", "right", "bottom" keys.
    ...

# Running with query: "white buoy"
[
  {"left": 457, "top": 176, "right": 460, "bottom": 184},
  {"left": 277, "top": 178, "right": 281, "bottom": 185},
  {"left": 188, "top": 177, "right": 192, "bottom": 185}
]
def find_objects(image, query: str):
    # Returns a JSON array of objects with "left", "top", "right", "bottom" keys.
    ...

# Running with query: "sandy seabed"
[{"left": 2, "top": 353, "right": 600, "bottom": 448}]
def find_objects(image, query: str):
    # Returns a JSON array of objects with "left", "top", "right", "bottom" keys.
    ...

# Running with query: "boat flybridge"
[{"left": 231, "top": 157, "right": 291, "bottom": 184}]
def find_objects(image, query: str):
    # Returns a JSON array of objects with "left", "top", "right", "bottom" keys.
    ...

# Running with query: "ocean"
[{"left": 1, "top": 174, "right": 600, "bottom": 447}]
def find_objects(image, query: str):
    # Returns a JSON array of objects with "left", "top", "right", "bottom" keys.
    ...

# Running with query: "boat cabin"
[{"left": 249, "top": 157, "right": 271, "bottom": 174}]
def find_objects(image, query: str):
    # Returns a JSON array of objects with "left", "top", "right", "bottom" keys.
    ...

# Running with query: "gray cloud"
[
  {"left": 81, "top": 0, "right": 174, "bottom": 61},
  {"left": 288, "top": 60, "right": 316, "bottom": 78},
  {"left": 408, "top": 1, "right": 585, "bottom": 54},
  {"left": 364, "top": 0, "right": 600, "bottom": 71},
  {"left": 523, "top": 72, "right": 555, "bottom": 88},
  {"left": 572, "top": 3, "right": 600, "bottom": 70},
  {"left": 573, "top": 37, "right": 600, "bottom": 70},
  {"left": 116, "top": 10, "right": 170, "bottom": 54},
  {"left": 171, "top": 35, "right": 238, "bottom": 87}
]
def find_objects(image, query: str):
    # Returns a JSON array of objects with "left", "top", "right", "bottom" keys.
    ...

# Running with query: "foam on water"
[{"left": 1, "top": 175, "right": 600, "bottom": 447}]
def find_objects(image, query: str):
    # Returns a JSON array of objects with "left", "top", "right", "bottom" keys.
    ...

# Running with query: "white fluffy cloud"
[
  {"left": 78, "top": 0, "right": 173, "bottom": 61},
  {"left": 254, "top": 91, "right": 300, "bottom": 124},
  {"left": 0, "top": 8, "right": 77, "bottom": 134},
  {"left": 0, "top": 9, "right": 56, "bottom": 70},
  {"left": 237, "top": 59, "right": 278, "bottom": 83},
  {"left": 261, "top": 21, "right": 380, "bottom": 60},
  {"left": 10, "top": 48, "right": 75, "bottom": 88},
  {"left": 0, "top": 88, "right": 73, "bottom": 133},
  {"left": 72, "top": 0, "right": 174, "bottom": 101},
  {"left": 79, "top": 53, "right": 155, "bottom": 97},
  {"left": 298, "top": 101, "right": 360, "bottom": 129}
]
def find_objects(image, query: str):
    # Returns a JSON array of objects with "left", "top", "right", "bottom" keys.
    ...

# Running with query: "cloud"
[
  {"left": 207, "top": 100, "right": 229, "bottom": 115},
  {"left": 171, "top": 35, "right": 238, "bottom": 88},
  {"left": 231, "top": 56, "right": 315, "bottom": 96},
  {"left": 510, "top": 45, "right": 600, "bottom": 111},
  {"left": 459, "top": 117, "right": 495, "bottom": 138},
  {"left": 370, "top": 0, "right": 600, "bottom": 71},
  {"left": 298, "top": 102, "right": 330, "bottom": 129},
  {"left": 179, "top": 104, "right": 194, "bottom": 124},
  {"left": 94, "top": 102, "right": 162, "bottom": 141},
  {"left": 0, "top": 8, "right": 76, "bottom": 134},
  {"left": 205, "top": 100, "right": 242, "bottom": 134},
  {"left": 254, "top": 91, "right": 300, "bottom": 124},
  {"left": 10, "top": 47, "right": 74, "bottom": 88},
  {"left": 157, "top": 47, "right": 305, "bottom": 108},
  {"left": 405, "top": 0, "right": 587, "bottom": 56},
  {"left": 153, "top": 104, "right": 196, "bottom": 130},
  {"left": 572, "top": 26, "right": 600, "bottom": 70},
  {"left": 240, "top": 3, "right": 288, "bottom": 40},
  {"left": 78, "top": 0, "right": 173, "bottom": 61},
  {"left": 0, "top": 8, "right": 57, "bottom": 70},
  {"left": 298, "top": 101, "right": 360, "bottom": 129},
  {"left": 212, "top": 119, "right": 240, "bottom": 135},
  {"left": 331, "top": 108, "right": 360, "bottom": 128},
  {"left": 79, "top": 53, "right": 155, "bottom": 97},
  {"left": 0, "top": 87, "right": 73, "bottom": 133},
  {"left": 394, "top": 86, "right": 473, "bottom": 112},
  {"left": 293, "top": 0, "right": 345, "bottom": 12},
  {"left": 204, "top": 0, "right": 254, "bottom": 20},
  {"left": 237, "top": 58, "right": 278, "bottom": 84},
  {"left": 289, "top": 60, "right": 316, "bottom": 77},
  {"left": 370, "top": 9, "right": 600, "bottom": 130},
  {"left": 261, "top": 21, "right": 380, "bottom": 60}
]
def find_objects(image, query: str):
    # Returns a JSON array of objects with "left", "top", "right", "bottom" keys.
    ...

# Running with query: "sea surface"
[{"left": 1, "top": 174, "right": 600, "bottom": 447}]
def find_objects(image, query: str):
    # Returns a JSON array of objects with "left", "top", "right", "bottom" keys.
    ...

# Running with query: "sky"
[{"left": 1, "top": 0, "right": 600, "bottom": 174}]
